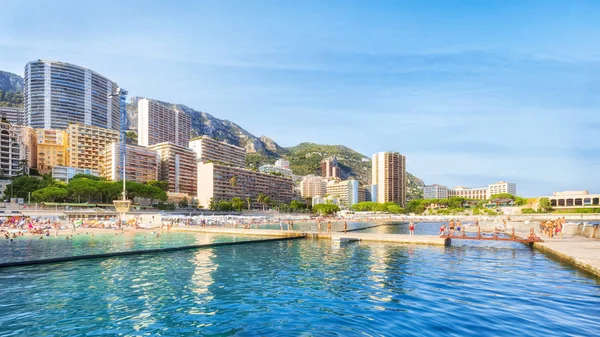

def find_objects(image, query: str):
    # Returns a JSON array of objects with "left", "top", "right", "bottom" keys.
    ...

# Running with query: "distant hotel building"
[
  {"left": 52, "top": 166, "right": 100, "bottom": 183},
  {"left": 447, "top": 186, "right": 488, "bottom": 200},
  {"left": 67, "top": 123, "right": 119, "bottom": 170},
  {"left": 300, "top": 175, "right": 327, "bottom": 198},
  {"left": 0, "top": 120, "right": 26, "bottom": 177},
  {"left": 0, "top": 107, "right": 24, "bottom": 125},
  {"left": 372, "top": 152, "right": 406, "bottom": 207},
  {"left": 24, "top": 60, "right": 120, "bottom": 130},
  {"left": 103, "top": 142, "right": 158, "bottom": 183},
  {"left": 36, "top": 129, "right": 68, "bottom": 174},
  {"left": 189, "top": 136, "right": 246, "bottom": 168},
  {"left": 445, "top": 181, "right": 517, "bottom": 200},
  {"left": 423, "top": 184, "right": 448, "bottom": 199},
  {"left": 151, "top": 142, "right": 197, "bottom": 196},
  {"left": 197, "top": 162, "right": 293, "bottom": 209},
  {"left": 326, "top": 179, "right": 359, "bottom": 208},
  {"left": 138, "top": 98, "right": 191, "bottom": 147},
  {"left": 321, "top": 157, "right": 341, "bottom": 179}
]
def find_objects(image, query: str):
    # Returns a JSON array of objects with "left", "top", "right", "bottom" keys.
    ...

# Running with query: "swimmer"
[{"left": 156, "top": 233, "right": 161, "bottom": 238}]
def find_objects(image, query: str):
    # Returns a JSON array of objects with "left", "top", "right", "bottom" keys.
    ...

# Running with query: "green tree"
[
  {"left": 289, "top": 200, "right": 306, "bottom": 212},
  {"left": 231, "top": 197, "right": 244, "bottom": 211},
  {"left": 230, "top": 176, "right": 238, "bottom": 187},
  {"left": 32, "top": 187, "right": 69, "bottom": 202},
  {"left": 179, "top": 197, "right": 189, "bottom": 208},
  {"left": 312, "top": 203, "right": 340, "bottom": 215},
  {"left": 147, "top": 180, "right": 169, "bottom": 191},
  {"left": 386, "top": 204, "right": 406, "bottom": 214},
  {"left": 71, "top": 174, "right": 104, "bottom": 181},
  {"left": 3, "top": 176, "right": 48, "bottom": 200},
  {"left": 68, "top": 178, "right": 99, "bottom": 202},
  {"left": 538, "top": 198, "right": 552, "bottom": 213}
]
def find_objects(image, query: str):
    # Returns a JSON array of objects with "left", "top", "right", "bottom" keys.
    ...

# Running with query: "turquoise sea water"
[
  {"left": 0, "top": 232, "right": 268, "bottom": 264},
  {"left": 1, "top": 237, "right": 599, "bottom": 336}
]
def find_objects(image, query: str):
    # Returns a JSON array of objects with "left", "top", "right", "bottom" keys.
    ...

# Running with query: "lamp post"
[{"left": 109, "top": 88, "right": 131, "bottom": 226}]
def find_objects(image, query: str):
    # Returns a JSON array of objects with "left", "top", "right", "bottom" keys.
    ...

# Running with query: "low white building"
[
  {"left": 545, "top": 190, "right": 600, "bottom": 208},
  {"left": 52, "top": 166, "right": 100, "bottom": 183}
]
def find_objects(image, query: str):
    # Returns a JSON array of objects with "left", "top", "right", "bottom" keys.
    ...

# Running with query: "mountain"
[
  {"left": 127, "top": 97, "right": 426, "bottom": 197},
  {"left": 126, "top": 97, "right": 280, "bottom": 155},
  {"left": 0, "top": 71, "right": 24, "bottom": 108},
  {"left": 0, "top": 71, "right": 24, "bottom": 93}
]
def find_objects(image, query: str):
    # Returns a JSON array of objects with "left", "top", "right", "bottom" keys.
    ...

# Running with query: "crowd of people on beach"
[{"left": 540, "top": 217, "right": 566, "bottom": 239}]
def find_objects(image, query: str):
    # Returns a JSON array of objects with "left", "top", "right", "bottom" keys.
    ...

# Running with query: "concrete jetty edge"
[
  {"left": 533, "top": 241, "right": 600, "bottom": 278},
  {"left": 0, "top": 235, "right": 306, "bottom": 269},
  {"left": 175, "top": 227, "right": 449, "bottom": 246}
]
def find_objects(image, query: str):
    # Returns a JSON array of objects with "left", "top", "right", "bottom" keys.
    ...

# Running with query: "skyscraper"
[
  {"left": 371, "top": 152, "right": 406, "bottom": 207},
  {"left": 137, "top": 98, "right": 191, "bottom": 147},
  {"left": 24, "top": 60, "right": 120, "bottom": 130},
  {"left": 321, "top": 157, "right": 341, "bottom": 179}
]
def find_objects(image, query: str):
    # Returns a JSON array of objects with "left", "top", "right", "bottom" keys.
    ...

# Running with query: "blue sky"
[{"left": 1, "top": 0, "right": 600, "bottom": 196}]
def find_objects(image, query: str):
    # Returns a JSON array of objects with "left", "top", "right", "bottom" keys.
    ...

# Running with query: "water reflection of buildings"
[{"left": 190, "top": 248, "right": 217, "bottom": 300}]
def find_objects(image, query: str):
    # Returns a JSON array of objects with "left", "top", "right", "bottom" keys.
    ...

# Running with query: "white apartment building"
[
  {"left": 423, "top": 184, "right": 448, "bottom": 199},
  {"left": 326, "top": 179, "right": 359, "bottom": 208},
  {"left": 488, "top": 181, "right": 517, "bottom": 197},
  {"left": 52, "top": 166, "right": 100, "bottom": 183}
]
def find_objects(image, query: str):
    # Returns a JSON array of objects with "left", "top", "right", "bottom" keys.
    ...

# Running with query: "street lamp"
[{"left": 109, "top": 88, "right": 131, "bottom": 226}]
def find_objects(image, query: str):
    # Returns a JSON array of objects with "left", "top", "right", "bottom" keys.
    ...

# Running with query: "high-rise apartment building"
[
  {"left": 372, "top": 152, "right": 406, "bottom": 207},
  {"left": 189, "top": 136, "right": 246, "bottom": 168},
  {"left": 321, "top": 157, "right": 341, "bottom": 179},
  {"left": 137, "top": 98, "right": 191, "bottom": 147},
  {"left": 24, "top": 60, "right": 120, "bottom": 130},
  {"left": 0, "top": 107, "right": 25, "bottom": 125},
  {"left": 300, "top": 175, "right": 327, "bottom": 198},
  {"left": 67, "top": 123, "right": 119, "bottom": 170},
  {"left": 36, "top": 129, "right": 68, "bottom": 174},
  {"left": 197, "top": 162, "right": 293, "bottom": 209},
  {"left": 326, "top": 179, "right": 359, "bottom": 207},
  {"left": 423, "top": 184, "right": 448, "bottom": 199},
  {"left": 0, "top": 120, "right": 26, "bottom": 177},
  {"left": 151, "top": 142, "right": 197, "bottom": 196},
  {"left": 12, "top": 125, "right": 37, "bottom": 169},
  {"left": 102, "top": 142, "right": 158, "bottom": 183}
]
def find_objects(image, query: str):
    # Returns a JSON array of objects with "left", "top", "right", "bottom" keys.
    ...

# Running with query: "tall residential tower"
[
  {"left": 371, "top": 152, "right": 406, "bottom": 207},
  {"left": 137, "top": 98, "right": 191, "bottom": 147},
  {"left": 24, "top": 60, "right": 120, "bottom": 130}
]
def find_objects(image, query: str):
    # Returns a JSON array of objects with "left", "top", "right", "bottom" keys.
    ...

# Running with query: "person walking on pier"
[
  {"left": 409, "top": 220, "right": 415, "bottom": 235},
  {"left": 327, "top": 221, "right": 332, "bottom": 234},
  {"left": 449, "top": 220, "right": 455, "bottom": 236},
  {"left": 344, "top": 221, "right": 348, "bottom": 233}
]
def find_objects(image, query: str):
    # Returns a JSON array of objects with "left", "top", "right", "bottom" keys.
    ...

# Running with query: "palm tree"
[
  {"left": 257, "top": 193, "right": 270, "bottom": 210},
  {"left": 246, "top": 196, "right": 251, "bottom": 210},
  {"left": 230, "top": 176, "right": 238, "bottom": 187}
]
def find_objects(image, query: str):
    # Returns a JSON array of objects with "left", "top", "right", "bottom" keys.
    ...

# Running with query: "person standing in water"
[
  {"left": 409, "top": 220, "right": 415, "bottom": 235},
  {"left": 344, "top": 221, "right": 348, "bottom": 233}
]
